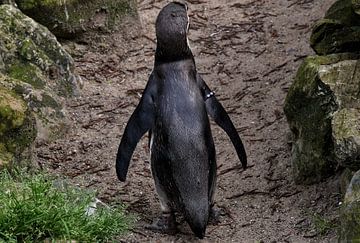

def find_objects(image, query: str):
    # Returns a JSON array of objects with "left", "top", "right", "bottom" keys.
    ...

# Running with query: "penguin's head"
[{"left": 155, "top": 1, "right": 192, "bottom": 62}]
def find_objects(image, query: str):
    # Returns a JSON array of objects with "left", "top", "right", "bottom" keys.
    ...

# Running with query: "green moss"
[
  {"left": 0, "top": 86, "right": 36, "bottom": 168},
  {"left": 4, "top": 110, "right": 36, "bottom": 155},
  {"left": 19, "top": 37, "right": 52, "bottom": 71},
  {"left": 0, "top": 87, "right": 26, "bottom": 136},
  {"left": 8, "top": 62, "right": 45, "bottom": 89}
]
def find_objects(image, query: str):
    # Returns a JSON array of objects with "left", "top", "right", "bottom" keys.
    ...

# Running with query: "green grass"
[
  {"left": 312, "top": 212, "right": 338, "bottom": 235},
  {"left": 0, "top": 169, "right": 133, "bottom": 242}
]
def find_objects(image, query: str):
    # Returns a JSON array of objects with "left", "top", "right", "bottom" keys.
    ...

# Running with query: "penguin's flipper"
[
  {"left": 116, "top": 75, "right": 157, "bottom": 182},
  {"left": 196, "top": 74, "right": 247, "bottom": 169}
]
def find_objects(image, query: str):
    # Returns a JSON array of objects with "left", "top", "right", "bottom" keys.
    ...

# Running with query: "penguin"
[{"left": 116, "top": 1, "right": 247, "bottom": 239}]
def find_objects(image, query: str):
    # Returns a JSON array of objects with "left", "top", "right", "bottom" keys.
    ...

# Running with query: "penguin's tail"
[{"left": 183, "top": 198, "right": 209, "bottom": 239}]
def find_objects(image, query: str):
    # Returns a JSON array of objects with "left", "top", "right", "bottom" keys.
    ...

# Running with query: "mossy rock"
[
  {"left": 340, "top": 170, "right": 360, "bottom": 241},
  {"left": 0, "top": 4, "right": 80, "bottom": 97},
  {"left": 0, "top": 86, "right": 36, "bottom": 169},
  {"left": 310, "top": 0, "right": 360, "bottom": 55},
  {"left": 326, "top": 0, "right": 360, "bottom": 26},
  {"left": 0, "top": 4, "right": 80, "bottom": 141},
  {"left": 0, "top": 73, "right": 68, "bottom": 141},
  {"left": 15, "top": 0, "right": 137, "bottom": 39},
  {"left": 333, "top": 108, "right": 360, "bottom": 170},
  {"left": 353, "top": 0, "right": 360, "bottom": 15},
  {"left": 319, "top": 58, "right": 360, "bottom": 170},
  {"left": 310, "top": 19, "right": 360, "bottom": 55},
  {"left": 284, "top": 53, "right": 360, "bottom": 184}
]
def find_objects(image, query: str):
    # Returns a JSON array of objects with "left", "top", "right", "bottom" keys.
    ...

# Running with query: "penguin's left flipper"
[
  {"left": 116, "top": 74, "right": 157, "bottom": 182},
  {"left": 197, "top": 74, "right": 247, "bottom": 169}
]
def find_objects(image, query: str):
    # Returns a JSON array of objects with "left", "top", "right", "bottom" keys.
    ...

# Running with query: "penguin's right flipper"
[
  {"left": 116, "top": 74, "right": 157, "bottom": 182},
  {"left": 196, "top": 74, "right": 247, "bottom": 169}
]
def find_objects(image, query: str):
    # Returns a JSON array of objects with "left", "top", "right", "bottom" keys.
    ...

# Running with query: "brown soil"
[{"left": 35, "top": 0, "right": 342, "bottom": 242}]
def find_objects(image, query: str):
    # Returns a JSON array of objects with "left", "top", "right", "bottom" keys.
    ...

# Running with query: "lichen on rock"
[
  {"left": 284, "top": 53, "right": 360, "bottom": 184},
  {"left": 14, "top": 0, "right": 138, "bottom": 39},
  {"left": 318, "top": 58, "right": 360, "bottom": 170},
  {"left": 0, "top": 86, "right": 36, "bottom": 169},
  {"left": 0, "top": 4, "right": 81, "bottom": 168},
  {"left": 0, "top": 4, "right": 79, "bottom": 139},
  {"left": 0, "top": 4, "right": 80, "bottom": 97},
  {"left": 333, "top": 108, "right": 360, "bottom": 170}
]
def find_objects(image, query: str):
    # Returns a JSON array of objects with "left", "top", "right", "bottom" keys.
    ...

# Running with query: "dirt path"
[{"left": 35, "top": 0, "right": 341, "bottom": 242}]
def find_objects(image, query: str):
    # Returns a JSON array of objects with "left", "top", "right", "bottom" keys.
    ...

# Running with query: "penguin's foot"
[
  {"left": 145, "top": 212, "right": 178, "bottom": 235},
  {"left": 208, "top": 206, "right": 222, "bottom": 225}
]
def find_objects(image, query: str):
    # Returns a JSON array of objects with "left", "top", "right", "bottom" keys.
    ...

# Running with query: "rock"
[
  {"left": 14, "top": 0, "right": 137, "bottom": 39},
  {"left": 284, "top": 53, "right": 360, "bottom": 184},
  {"left": 0, "top": 4, "right": 80, "bottom": 97},
  {"left": 0, "top": 86, "right": 36, "bottom": 168},
  {"left": 0, "top": 4, "right": 80, "bottom": 141},
  {"left": 310, "top": 0, "right": 360, "bottom": 55},
  {"left": 85, "top": 198, "right": 110, "bottom": 217},
  {"left": 340, "top": 170, "right": 360, "bottom": 241},
  {"left": 326, "top": 0, "right": 360, "bottom": 26},
  {"left": 353, "top": 0, "right": 360, "bottom": 15},
  {"left": 340, "top": 168, "right": 355, "bottom": 196},
  {"left": 0, "top": 4, "right": 80, "bottom": 167},
  {"left": 332, "top": 108, "right": 360, "bottom": 170},
  {"left": 0, "top": 0, "right": 16, "bottom": 5},
  {"left": 318, "top": 56, "right": 360, "bottom": 170},
  {"left": 310, "top": 19, "right": 360, "bottom": 55}
]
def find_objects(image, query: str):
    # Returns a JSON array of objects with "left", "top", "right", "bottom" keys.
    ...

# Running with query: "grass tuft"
[
  {"left": 312, "top": 212, "right": 337, "bottom": 236},
  {"left": 0, "top": 169, "right": 132, "bottom": 242}
]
